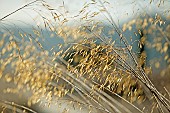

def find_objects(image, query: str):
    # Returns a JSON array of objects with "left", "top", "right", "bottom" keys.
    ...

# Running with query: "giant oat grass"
[{"left": 0, "top": 0, "right": 170, "bottom": 113}]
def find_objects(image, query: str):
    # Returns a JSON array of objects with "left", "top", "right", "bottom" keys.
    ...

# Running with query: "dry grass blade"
[{"left": 0, "top": 100, "right": 37, "bottom": 113}]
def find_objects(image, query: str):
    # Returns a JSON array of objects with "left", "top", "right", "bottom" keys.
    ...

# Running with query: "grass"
[{"left": 0, "top": 0, "right": 170, "bottom": 113}]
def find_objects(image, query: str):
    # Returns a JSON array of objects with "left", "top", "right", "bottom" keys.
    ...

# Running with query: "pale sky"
[{"left": 0, "top": 0, "right": 169, "bottom": 27}]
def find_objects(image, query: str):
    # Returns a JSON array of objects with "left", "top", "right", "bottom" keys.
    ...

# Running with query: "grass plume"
[{"left": 0, "top": 0, "right": 170, "bottom": 113}]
